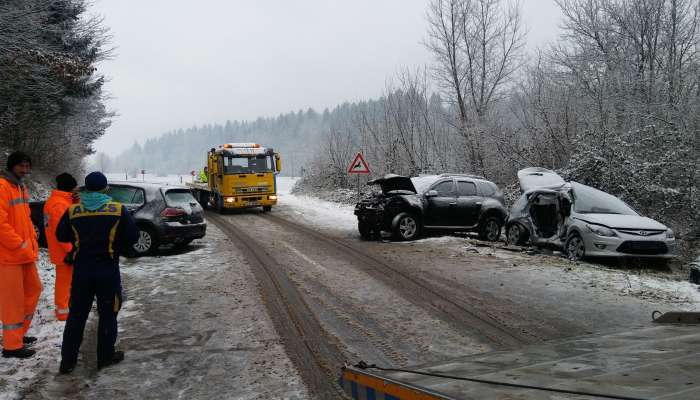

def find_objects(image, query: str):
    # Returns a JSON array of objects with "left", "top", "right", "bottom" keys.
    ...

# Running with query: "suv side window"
[
  {"left": 432, "top": 180, "right": 455, "bottom": 196},
  {"left": 476, "top": 181, "right": 496, "bottom": 197},
  {"left": 457, "top": 181, "right": 477, "bottom": 197}
]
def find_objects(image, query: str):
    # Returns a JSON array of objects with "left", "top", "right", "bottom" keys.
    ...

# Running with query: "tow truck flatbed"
[{"left": 341, "top": 318, "right": 700, "bottom": 399}]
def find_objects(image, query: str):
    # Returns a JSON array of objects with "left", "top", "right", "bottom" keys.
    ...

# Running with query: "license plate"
[{"left": 247, "top": 201, "right": 260, "bottom": 206}]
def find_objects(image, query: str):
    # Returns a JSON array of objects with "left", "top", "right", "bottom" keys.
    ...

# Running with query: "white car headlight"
[
  {"left": 586, "top": 224, "right": 616, "bottom": 237},
  {"left": 666, "top": 229, "right": 675, "bottom": 239}
]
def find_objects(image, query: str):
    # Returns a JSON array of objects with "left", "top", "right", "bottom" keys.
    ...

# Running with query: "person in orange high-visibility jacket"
[
  {"left": 0, "top": 152, "right": 41, "bottom": 359},
  {"left": 44, "top": 173, "right": 79, "bottom": 321}
]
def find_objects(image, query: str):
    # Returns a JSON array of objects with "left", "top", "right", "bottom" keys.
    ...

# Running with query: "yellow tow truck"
[{"left": 187, "top": 143, "right": 281, "bottom": 213}]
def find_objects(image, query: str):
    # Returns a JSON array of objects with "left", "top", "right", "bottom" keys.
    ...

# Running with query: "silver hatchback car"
[{"left": 506, "top": 168, "right": 677, "bottom": 262}]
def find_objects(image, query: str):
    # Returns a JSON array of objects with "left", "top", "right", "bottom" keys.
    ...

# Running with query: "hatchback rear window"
[
  {"left": 164, "top": 190, "right": 196, "bottom": 207},
  {"left": 106, "top": 186, "right": 145, "bottom": 205}
]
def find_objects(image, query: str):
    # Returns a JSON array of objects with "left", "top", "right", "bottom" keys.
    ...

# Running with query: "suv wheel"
[
  {"left": 134, "top": 226, "right": 158, "bottom": 256},
  {"left": 565, "top": 233, "right": 585, "bottom": 261},
  {"left": 358, "top": 221, "right": 372, "bottom": 240},
  {"left": 478, "top": 217, "right": 502, "bottom": 242},
  {"left": 393, "top": 213, "right": 420, "bottom": 241},
  {"left": 507, "top": 223, "right": 528, "bottom": 245}
]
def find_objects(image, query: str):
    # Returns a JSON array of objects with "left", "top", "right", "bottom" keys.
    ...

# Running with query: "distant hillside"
[{"left": 105, "top": 102, "right": 369, "bottom": 177}]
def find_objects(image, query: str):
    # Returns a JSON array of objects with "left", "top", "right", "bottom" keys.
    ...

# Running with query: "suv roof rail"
[{"left": 439, "top": 173, "right": 486, "bottom": 180}]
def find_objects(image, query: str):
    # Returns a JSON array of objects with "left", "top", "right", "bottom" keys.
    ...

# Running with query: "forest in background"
[
  {"left": 104, "top": 0, "right": 698, "bottom": 243},
  {"left": 0, "top": 0, "right": 112, "bottom": 174}
]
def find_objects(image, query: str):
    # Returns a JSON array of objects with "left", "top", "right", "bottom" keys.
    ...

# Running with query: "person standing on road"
[
  {"left": 0, "top": 152, "right": 42, "bottom": 359},
  {"left": 56, "top": 172, "right": 138, "bottom": 373},
  {"left": 44, "top": 173, "right": 79, "bottom": 321}
]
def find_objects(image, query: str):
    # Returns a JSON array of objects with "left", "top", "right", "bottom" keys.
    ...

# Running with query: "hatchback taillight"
[{"left": 161, "top": 207, "right": 186, "bottom": 217}]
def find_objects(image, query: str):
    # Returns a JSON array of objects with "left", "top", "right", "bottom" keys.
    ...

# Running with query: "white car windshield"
[{"left": 571, "top": 182, "right": 638, "bottom": 215}]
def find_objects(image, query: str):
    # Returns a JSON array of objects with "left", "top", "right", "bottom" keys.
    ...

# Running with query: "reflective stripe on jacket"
[
  {"left": 44, "top": 190, "right": 73, "bottom": 265},
  {"left": 0, "top": 172, "right": 38, "bottom": 265},
  {"left": 56, "top": 201, "right": 139, "bottom": 265}
]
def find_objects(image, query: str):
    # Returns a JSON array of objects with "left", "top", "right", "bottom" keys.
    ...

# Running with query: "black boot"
[
  {"left": 23, "top": 336, "right": 38, "bottom": 346},
  {"left": 2, "top": 347, "right": 36, "bottom": 359},
  {"left": 98, "top": 351, "right": 124, "bottom": 370},
  {"left": 59, "top": 360, "right": 76, "bottom": 374}
]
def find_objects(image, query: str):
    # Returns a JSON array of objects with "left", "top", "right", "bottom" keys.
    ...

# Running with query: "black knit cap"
[
  {"left": 6, "top": 151, "right": 32, "bottom": 170},
  {"left": 56, "top": 173, "right": 78, "bottom": 192},
  {"left": 84, "top": 171, "right": 108, "bottom": 192}
]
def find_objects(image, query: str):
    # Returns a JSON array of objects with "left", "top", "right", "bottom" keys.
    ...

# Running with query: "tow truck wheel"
[
  {"left": 262, "top": 205, "right": 272, "bottom": 212},
  {"left": 358, "top": 221, "right": 372, "bottom": 240},
  {"left": 214, "top": 194, "right": 224, "bottom": 214}
]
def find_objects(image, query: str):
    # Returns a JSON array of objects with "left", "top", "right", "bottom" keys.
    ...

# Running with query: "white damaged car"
[{"left": 505, "top": 168, "right": 677, "bottom": 263}]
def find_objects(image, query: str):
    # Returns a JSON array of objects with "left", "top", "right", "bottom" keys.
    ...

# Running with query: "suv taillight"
[{"left": 161, "top": 207, "right": 186, "bottom": 218}]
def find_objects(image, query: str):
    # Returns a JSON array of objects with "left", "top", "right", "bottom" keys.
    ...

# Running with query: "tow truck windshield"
[{"left": 223, "top": 155, "right": 272, "bottom": 174}]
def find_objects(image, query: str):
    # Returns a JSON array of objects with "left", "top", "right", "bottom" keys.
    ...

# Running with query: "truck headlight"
[
  {"left": 269, "top": 195, "right": 278, "bottom": 200},
  {"left": 586, "top": 224, "right": 616, "bottom": 237},
  {"left": 225, "top": 197, "right": 235, "bottom": 203},
  {"left": 666, "top": 229, "right": 675, "bottom": 239}
]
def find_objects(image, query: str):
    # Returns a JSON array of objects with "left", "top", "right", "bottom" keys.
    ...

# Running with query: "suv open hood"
[
  {"left": 518, "top": 167, "right": 566, "bottom": 192},
  {"left": 368, "top": 174, "right": 417, "bottom": 194}
]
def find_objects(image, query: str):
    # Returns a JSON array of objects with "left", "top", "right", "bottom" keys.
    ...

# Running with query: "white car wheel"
[{"left": 566, "top": 234, "right": 585, "bottom": 261}]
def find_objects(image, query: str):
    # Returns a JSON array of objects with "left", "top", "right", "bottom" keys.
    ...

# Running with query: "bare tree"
[{"left": 426, "top": 0, "right": 526, "bottom": 175}]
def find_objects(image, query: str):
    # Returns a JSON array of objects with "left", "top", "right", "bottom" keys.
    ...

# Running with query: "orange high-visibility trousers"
[
  {"left": 0, "top": 262, "right": 42, "bottom": 350},
  {"left": 54, "top": 263, "right": 72, "bottom": 321}
]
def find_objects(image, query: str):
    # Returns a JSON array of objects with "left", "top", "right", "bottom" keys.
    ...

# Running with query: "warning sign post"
[{"left": 348, "top": 152, "right": 371, "bottom": 201}]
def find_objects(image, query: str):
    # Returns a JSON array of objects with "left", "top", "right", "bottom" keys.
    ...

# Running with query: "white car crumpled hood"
[{"left": 575, "top": 213, "right": 667, "bottom": 230}]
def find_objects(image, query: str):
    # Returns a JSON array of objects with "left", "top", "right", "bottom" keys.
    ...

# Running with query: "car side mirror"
[{"left": 425, "top": 190, "right": 438, "bottom": 198}]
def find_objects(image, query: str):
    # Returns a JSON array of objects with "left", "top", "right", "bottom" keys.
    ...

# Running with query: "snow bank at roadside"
[
  {"left": 277, "top": 177, "right": 357, "bottom": 233},
  {"left": 424, "top": 236, "right": 700, "bottom": 307},
  {"left": 0, "top": 250, "right": 63, "bottom": 400}
]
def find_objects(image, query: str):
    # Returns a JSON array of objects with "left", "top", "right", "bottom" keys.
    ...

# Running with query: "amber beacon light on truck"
[{"left": 187, "top": 143, "right": 281, "bottom": 213}]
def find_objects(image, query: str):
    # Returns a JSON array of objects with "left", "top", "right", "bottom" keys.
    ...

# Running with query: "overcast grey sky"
[{"left": 92, "top": 0, "right": 563, "bottom": 155}]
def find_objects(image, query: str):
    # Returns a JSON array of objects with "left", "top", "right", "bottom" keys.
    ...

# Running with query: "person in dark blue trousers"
[{"left": 56, "top": 172, "right": 138, "bottom": 374}]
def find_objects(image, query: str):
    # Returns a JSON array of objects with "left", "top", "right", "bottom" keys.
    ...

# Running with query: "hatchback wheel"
[
  {"left": 565, "top": 233, "right": 585, "bottom": 261},
  {"left": 507, "top": 223, "right": 528, "bottom": 246},
  {"left": 134, "top": 226, "right": 158, "bottom": 255},
  {"left": 393, "top": 214, "right": 420, "bottom": 241}
]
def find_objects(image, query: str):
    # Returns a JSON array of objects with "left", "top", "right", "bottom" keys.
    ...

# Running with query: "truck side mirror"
[{"left": 275, "top": 153, "right": 282, "bottom": 174}]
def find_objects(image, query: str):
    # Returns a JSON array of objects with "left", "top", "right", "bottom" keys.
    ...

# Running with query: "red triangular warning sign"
[{"left": 348, "top": 152, "right": 371, "bottom": 174}]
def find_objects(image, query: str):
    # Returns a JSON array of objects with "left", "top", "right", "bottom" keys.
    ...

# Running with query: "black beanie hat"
[
  {"left": 84, "top": 171, "right": 108, "bottom": 192},
  {"left": 56, "top": 173, "right": 78, "bottom": 192},
  {"left": 6, "top": 151, "right": 32, "bottom": 170}
]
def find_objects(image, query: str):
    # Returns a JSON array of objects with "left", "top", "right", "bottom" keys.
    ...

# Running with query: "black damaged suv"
[{"left": 354, "top": 174, "right": 507, "bottom": 241}]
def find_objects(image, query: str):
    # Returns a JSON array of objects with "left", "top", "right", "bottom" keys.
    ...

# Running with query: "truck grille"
[
  {"left": 235, "top": 186, "right": 269, "bottom": 194},
  {"left": 616, "top": 241, "right": 668, "bottom": 255}
]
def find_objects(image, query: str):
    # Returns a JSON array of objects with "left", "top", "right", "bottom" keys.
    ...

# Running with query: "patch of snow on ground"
[
  {"left": 277, "top": 177, "right": 358, "bottom": 233},
  {"left": 0, "top": 250, "right": 63, "bottom": 400}
]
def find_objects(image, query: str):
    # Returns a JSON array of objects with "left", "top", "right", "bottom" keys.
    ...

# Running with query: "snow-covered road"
[{"left": 3, "top": 175, "right": 697, "bottom": 400}]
